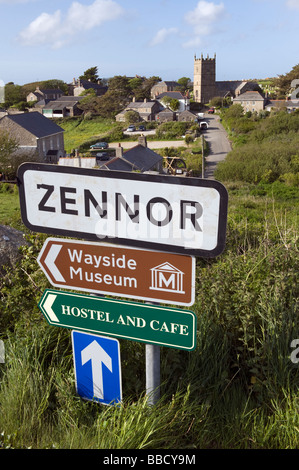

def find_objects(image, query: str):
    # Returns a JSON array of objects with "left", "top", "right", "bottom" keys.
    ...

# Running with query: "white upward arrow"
[
  {"left": 81, "top": 340, "right": 113, "bottom": 400},
  {"left": 44, "top": 244, "right": 66, "bottom": 283}
]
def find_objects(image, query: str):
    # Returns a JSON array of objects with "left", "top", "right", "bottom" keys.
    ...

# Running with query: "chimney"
[
  {"left": 138, "top": 135, "right": 147, "bottom": 147},
  {"left": 73, "top": 78, "right": 76, "bottom": 85},
  {"left": 144, "top": 98, "right": 148, "bottom": 103},
  {"left": 115, "top": 144, "right": 123, "bottom": 158},
  {"left": 132, "top": 96, "right": 136, "bottom": 102}
]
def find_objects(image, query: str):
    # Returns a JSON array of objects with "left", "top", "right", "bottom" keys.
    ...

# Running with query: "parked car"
[
  {"left": 96, "top": 152, "right": 109, "bottom": 161},
  {"left": 90, "top": 142, "right": 108, "bottom": 149},
  {"left": 138, "top": 125, "right": 146, "bottom": 131},
  {"left": 200, "top": 121, "right": 208, "bottom": 129},
  {"left": 208, "top": 108, "right": 214, "bottom": 114},
  {"left": 126, "top": 125, "right": 136, "bottom": 132}
]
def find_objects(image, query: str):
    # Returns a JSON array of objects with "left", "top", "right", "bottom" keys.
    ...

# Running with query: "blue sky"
[{"left": 0, "top": 0, "right": 298, "bottom": 85}]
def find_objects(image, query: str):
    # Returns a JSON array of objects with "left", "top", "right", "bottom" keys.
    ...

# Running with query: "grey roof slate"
[
  {"left": 43, "top": 97, "right": 83, "bottom": 109},
  {"left": 6, "top": 112, "right": 64, "bottom": 137},
  {"left": 99, "top": 145, "right": 163, "bottom": 172},
  {"left": 123, "top": 145, "right": 162, "bottom": 171},
  {"left": 234, "top": 91, "right": 264, "bottom": 101},
  {"left": 156, "top": 91, "right": 185, "bottom": 100},
  {"left": 126, "top": 101, "right": 158, "bottom": 109}
]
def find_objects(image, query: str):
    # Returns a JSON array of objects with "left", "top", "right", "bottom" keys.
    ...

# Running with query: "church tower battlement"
[{"left": 194, "top": 53, "right": 216, "bottom": 104}]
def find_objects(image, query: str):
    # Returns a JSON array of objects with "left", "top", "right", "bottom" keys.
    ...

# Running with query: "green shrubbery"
[
  {"left": 216, "top": 108, "right": 299, "bottom": 186},
  {"left": 0, "top": 184, "right": 298, "bottom": 448},
  {"left": 154, "top": 121, "right": 189, "bottom": 140}
]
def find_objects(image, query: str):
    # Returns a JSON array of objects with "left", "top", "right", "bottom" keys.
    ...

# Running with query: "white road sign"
[{"left": 17, "top": 162, "right": 228, "bottom": 257}]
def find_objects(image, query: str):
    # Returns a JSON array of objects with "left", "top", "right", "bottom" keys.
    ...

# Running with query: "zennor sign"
[
  {"left": 37, "top": 238, "right": 195, "bottom": 306},
  {"left": 17, "top": 163, "right": 228, "bottom": 257}
]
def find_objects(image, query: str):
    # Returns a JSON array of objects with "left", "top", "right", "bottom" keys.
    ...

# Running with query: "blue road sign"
[{"left": 71, "top": 330, "right": 122, "bottom": 405}]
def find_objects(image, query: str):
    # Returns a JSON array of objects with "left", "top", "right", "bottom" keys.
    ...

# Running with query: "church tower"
[{"left": 193, "top": 53, "right": 216, "bottom": 104}]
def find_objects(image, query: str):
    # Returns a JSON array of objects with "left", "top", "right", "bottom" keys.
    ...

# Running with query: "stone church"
[{"left": 193, "top": 53, "right": 261, "bottom": 104}]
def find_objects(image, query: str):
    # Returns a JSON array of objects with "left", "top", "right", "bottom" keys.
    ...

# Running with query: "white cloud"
[
  {"left": 149, "top": 27, "right": 178, "bottom": 46},
  {"left": 183, "top": 1, "right": 225, "bottom": 47},
  {"left": 18, "top": 0, "right": 124, "bottom": 48},
  {"left": 286, "top": 0, "right": 299, "bottom": 9}
]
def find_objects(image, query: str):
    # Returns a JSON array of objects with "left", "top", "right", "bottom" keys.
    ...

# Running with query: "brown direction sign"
[{"left": 37, "top": 238, "right": 195, "bottom": 306}]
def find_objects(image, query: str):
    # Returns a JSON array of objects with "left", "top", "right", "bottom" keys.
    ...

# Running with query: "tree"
[
  {"left": 169, "top": 99, "right": 180, "bottom": 112},
  {"left": 128, "top": 77, "right": 144, "bottom": 91},
  {"left": 176, "top": 77, "right": 192, "bottom": 94},
  {"left": 3, "top": 83, "right": 24, "bottom": 107},
  {"left": 161, "top": 96, "right": 179, "bottom": 111},
  {"left": 274, "top": 64, "right": 299, "bottom": 99},
  {"left": 0, "top": 131, "right": 36, "bottom": 178},
  {"left": 135, "top": 76, "right": 161, "bottom": 100},
  {"left": 124, "top": 110, "right": 140, "bottom": 124},
  {"left": 79, "top": 67, "right": 100, "bottom": 83}
]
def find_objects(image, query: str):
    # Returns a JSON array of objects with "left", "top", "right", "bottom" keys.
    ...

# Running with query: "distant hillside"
[{"left": 21, "top": 79, "right": 69, "bottom": 96}]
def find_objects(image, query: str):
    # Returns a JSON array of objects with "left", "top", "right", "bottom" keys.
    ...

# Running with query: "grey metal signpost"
[{"left": 146, "top": 343, "right": 160, "bottom": 405}]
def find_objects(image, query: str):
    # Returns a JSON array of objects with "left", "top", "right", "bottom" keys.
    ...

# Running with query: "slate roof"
[
  {"left": 39, "top": 89, "right": 63, "bottom": 95},
  {"left": 156, "top": 91, "right": 186, "bottom": 100},
  {"left": 5, "top": 112, "right": 64, "bottom": 137},
  {"left": 77, "top": 79, "right": 108, "bottom": 93},
  {"left": 99, "top": 145, "right": 163, "bottom": 172},
  {"left": 43, "top": 97, "right": 84, "bottom": 110},
  {"left": 126, "top": 101, "right": 158, "bottom": 109},
  {"left": 123, "top": 145, "right": 162, "bottom": 171},
  {"left": 152, "top": 81, "right": 179, "bottom": 88},
  {"left": 215, "top": 80, "right": 244, "bottom": 97},
  {"left": 233, "top": 91, "right": 265, "bottom": 101}
]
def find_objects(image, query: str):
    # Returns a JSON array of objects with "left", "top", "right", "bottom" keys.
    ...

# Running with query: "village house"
[
  {"left": 177, "top": 110, "right": 197, "bottom": 122},
  {"left": 265, "top": 99, "right": 299, "bottom": 113},
  {"left": 115, "top": 98, "right": 161, "bottom": 122},
  {"left": 0, "top": 112, "right": 65, "bottom": 163},
  {"left": 39, "top": 96, "right": 84, "bottom": 118},
  {"left": 233, "top": 90, "right": 265, "bottom": 113},
  {"left": 155, "top": 91, "right": 190, "bottom": 113},
  {"left": 155, "top": 108, "right": 176, "bottom": 123},
  {"left": 98, "top": 135, "right": 163, "bottom": 173},
  {"left": 151, "top": 81, "right": 180, "bottom": 99},
  {"left": 69, "top": 78, "right": 108, "bottom": 97},
  {"left": 26, "top": 87, "right": 64, "bottom": 102}
]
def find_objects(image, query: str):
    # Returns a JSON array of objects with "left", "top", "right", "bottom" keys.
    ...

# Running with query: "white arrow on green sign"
[{"left": 38, "top": 289, "right": 197, "bottom": 351}]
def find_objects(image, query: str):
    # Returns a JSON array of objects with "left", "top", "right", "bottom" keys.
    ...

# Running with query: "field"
[
  {"left": 0, "top": 110, "right": 298, "bottom": 450},
  {"left": 56, "top": 116, "right": 117, "bottom": 153}
]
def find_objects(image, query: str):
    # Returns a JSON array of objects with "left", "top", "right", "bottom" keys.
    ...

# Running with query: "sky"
[{"left": 0, "top": 0, "right": 298, "bottom": 86}]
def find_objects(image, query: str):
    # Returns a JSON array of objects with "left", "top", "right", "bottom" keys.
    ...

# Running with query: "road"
[
  {"left": 200, "top": 114, "right": 231, "bottom": 179},
  {"left": 110, "top": 115, "right": 231, "bottom": 179}
]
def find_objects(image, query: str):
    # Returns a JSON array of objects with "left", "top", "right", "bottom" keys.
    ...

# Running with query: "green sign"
[{"left": 38, "top": 289, "right": 197, "bottom": 351}]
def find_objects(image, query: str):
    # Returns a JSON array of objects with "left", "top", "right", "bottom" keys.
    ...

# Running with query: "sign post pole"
[
  {"left": 145, "top": 343, "right": 160, "bottom": 406},
  {"left": 145, "top": 301, "right": 160, "bottom": 405}
]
